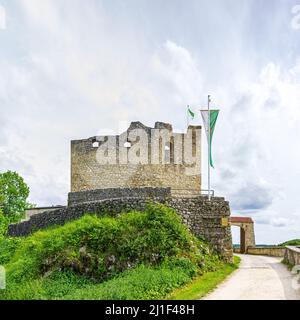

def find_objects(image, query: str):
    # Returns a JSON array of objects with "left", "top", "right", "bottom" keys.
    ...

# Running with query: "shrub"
[
  {"left": 0, "top": 203, "right": 221, "bottom": 300},
  {"left": 0, "top": 237, "right": 22, "bottom": 265},
  {"left": 5, "top": 204, "right": 214, "bottom": 282}
]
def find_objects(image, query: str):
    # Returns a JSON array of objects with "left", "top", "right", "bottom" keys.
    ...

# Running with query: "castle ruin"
[
  {"left": 71, "top": 122, "right": 201, "bottom": 197},
  {"left": 9, "top": 121, "right": 234, "bottom": 262}
]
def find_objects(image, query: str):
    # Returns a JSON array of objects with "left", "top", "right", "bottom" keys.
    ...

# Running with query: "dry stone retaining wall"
[
  {"left": 8, "top": 187, "right": 233, "bottom": 262},
  {"left": 68, "top": 187, "right": 171, "bottom": 206}
]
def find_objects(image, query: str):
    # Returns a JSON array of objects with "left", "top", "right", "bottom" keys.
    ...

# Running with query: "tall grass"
[{"left": 0, "top": 203, "right": 221, "bottom": 300}]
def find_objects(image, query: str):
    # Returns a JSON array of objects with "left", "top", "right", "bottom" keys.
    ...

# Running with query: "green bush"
[
  {"left": 0, "top": 203, "right": 221, "bottom": 300},
  {"left": 5, "top": 204, "right": 216, "bottom": 282},
  {"left": 0, "top": 237, "right": 22, "bottom": 265}
]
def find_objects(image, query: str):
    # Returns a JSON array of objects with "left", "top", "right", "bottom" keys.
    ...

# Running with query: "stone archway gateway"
[{"left": 230, "top": 217, "right": 255, "bottom": 253}]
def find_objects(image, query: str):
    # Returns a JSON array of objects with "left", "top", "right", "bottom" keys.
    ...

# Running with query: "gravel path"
[{"left": 204, "top": 254, "right": 300, "bottom": 300}]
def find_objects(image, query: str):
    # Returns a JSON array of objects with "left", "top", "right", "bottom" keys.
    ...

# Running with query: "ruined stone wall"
[
  {"left": 246, "top": 246, "right": 286, "bottom": 257},
  {"left": 168, "top": 197, "right": 233, "bottom": 262},
  {"left": 8, "top": 188, "right": 233, "bottom": 262},
  {"left": 68, "top": 187, "right": 171, "bottom": 206},
  {"left": 8, "top": 198, "right": 165, "bottom": 238},
  {"left": 71, "top": 122, "right": 201, "bottom": 197},
  {"left": 25, "top": 206, "right": 66, "bottom": 220},
  {"left": 284, "top": 246, "right": 300, "bottom": 266}
]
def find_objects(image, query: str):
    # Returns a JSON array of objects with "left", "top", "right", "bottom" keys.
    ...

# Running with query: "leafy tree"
[{"left": 0, "top": 171, "right": 30, "bottom": 223}]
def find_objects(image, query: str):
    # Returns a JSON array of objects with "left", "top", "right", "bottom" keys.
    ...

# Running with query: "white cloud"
[
  {"left": 152, "top": 40, "right": 202, "bottom": 104},
  {"left": 0, "top": 5, "right": 6, "bottom": 30},
  {"left": 0, "top": 0, "right": 300, "bottom": 244}
]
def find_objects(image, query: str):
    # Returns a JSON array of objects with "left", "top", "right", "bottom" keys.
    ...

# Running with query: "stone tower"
[{"left": 71, "top": 121, "right": 202, "bottom": 197}]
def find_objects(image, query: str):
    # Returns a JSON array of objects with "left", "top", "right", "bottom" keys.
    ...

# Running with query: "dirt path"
[{"left": 204, "top": 254, "right": 300, "bottom": 300}]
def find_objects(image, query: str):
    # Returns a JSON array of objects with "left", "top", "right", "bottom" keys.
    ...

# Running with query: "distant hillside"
[
  {"left": 279, "top": 239, "right": 300, "bottom": 246},
  {"left": 233, "top": 244, "right": 279, "bottom": 248}
]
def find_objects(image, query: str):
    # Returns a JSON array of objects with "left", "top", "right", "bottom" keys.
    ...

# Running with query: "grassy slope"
[
  {"left": 166, "top": 256, "right": 241, "bottom": 300},
  {"left": 0, "top": 204, "right": 223, "bottom": 300},
  {"left": 1, "top": 257, "right": 240, "bottom": 300},
  {"left": 1, "top": 265, "right": 195, "bottom": 300},
  {"left": 64, "top": 264, "right": 192, "bottom": 300}
]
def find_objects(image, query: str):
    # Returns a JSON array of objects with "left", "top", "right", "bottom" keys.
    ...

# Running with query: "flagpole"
[
  {"left": 208, "top": 95, "right": 211, "bottom": 201},
  {"left": 187, "top": 105, "right": 189, "bottom": 128}
]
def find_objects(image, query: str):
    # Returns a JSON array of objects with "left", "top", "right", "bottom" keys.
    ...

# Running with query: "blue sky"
[{"left": 1, "top": 0, "right": 300, "bottom": 244}]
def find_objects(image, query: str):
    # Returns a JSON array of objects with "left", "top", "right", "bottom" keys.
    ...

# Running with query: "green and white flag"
[
  {"left": 187, "top": 106, "right": 195, "bottom": 120},
  {"left": 201, "top": 109, "right": 219, "bottom": 168}
]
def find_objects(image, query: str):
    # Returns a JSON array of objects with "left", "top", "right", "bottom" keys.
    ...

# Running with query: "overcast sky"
[{"left": 1, "top": 0, "right": 300, "bottom": 244}]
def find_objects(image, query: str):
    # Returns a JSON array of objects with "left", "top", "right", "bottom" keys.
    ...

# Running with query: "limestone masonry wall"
[
  {"left": 284, "top": 246, "right": 300, "bottom": 266},
  {"left": 68, "top": 187, "right": 171, "bottom": 206},
  {"left": 169, "top": 197, "right": 233, "bottom": 261},
  {"left": 71, "top": 122, "right": 201, "bottom": 197},
  {"left": 246, "top": 246, "right": 286, "bottom": 257},
  {"left": 8, "top": 187, "right": 233, "bottom": 262}
]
